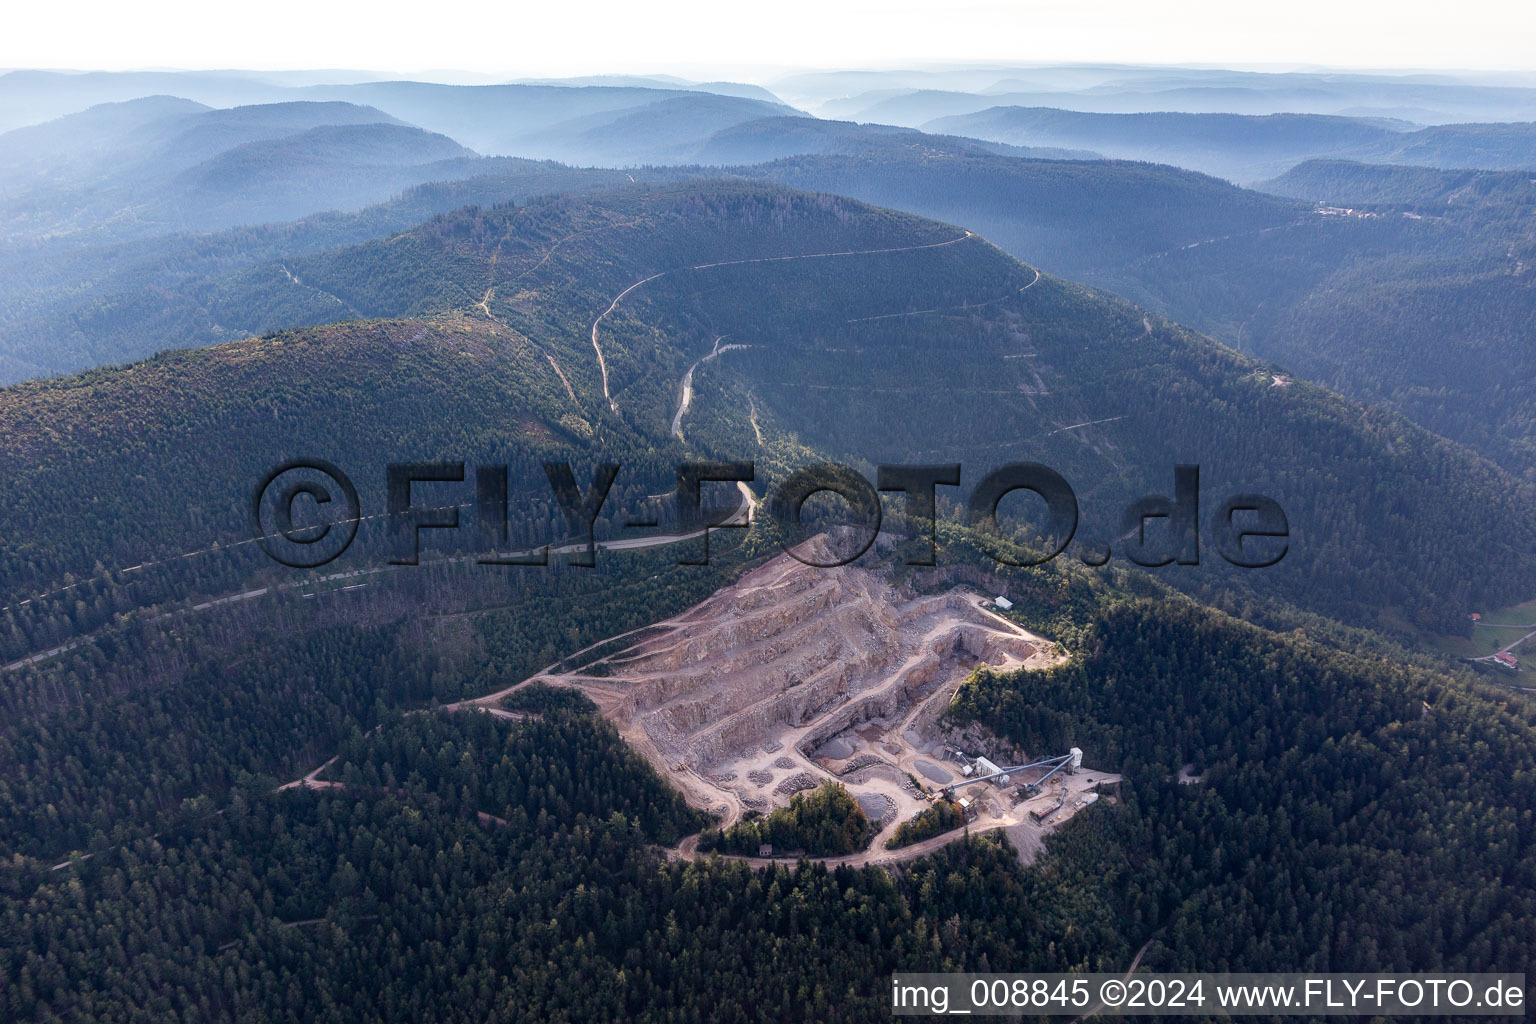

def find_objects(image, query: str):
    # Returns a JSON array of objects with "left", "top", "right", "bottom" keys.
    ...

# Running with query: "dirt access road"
[{"left": 589, "top": 232, "right": 976, "bottom": 413}]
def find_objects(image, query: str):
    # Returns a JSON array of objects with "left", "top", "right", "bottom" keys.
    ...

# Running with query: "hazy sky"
[{"left": 6, "top": 0, "right": 1534, "bottom": 77}]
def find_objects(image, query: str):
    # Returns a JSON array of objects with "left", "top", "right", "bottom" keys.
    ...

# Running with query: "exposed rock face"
[
  {"left": 531, "top": 553, "right": 1047, "bottom": 774},
  {"left": 942, "top": 721, "right": 1028, "bottom": 766},
  {"left": 516, "top": 548, "right": 1060, "bottom": 826}
]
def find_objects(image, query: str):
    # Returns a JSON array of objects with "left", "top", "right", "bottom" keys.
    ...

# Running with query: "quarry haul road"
[
  {"left": 668, "top": 820, "right": 1013, "bottom": 870},
  {"left": 589, "top": 231, "right": 974, "bottom": 412}
]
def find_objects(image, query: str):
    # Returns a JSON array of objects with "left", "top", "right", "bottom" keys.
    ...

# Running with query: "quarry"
[{"left": 489, "top": 542, "right": 1119, "bottom": 858}]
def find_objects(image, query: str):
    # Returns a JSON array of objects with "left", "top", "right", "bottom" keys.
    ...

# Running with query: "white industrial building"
[{"left": 973, "top": 756, "right": 1009, "bottom": 786}]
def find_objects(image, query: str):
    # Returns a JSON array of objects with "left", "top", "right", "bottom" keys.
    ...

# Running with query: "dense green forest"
[
  {"left": 499, "top": 681, "right": 599, "bottom": 716},
  {"left": 7, "top": 579, "right": 1533, "bottom": 1020},
  {"left": 698, "top": 781, "right": 873, "bottom": 856},
  {"left": 885, "top": 799, "right": 967, "bottom": 849},
  {"left": 951, "top": 598, "right": 1536, "bottom": 973}
]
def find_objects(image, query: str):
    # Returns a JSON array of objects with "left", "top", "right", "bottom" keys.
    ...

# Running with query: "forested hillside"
[
  {"left": 7, "top": 543, "right": 1533, "bottom": 1021},
  {"left": 3, "top": 181, "right": 1533, "bottom": 666},
  {"left": 1101, "top": 163, "right": 1536, "bottom": 474},
  {"left": 1263, "top": 158, "right": 1536, "bottom": 207},
  {"left": 727, "top": 146, "right": 1536, "bottom": 478},
  {"left": 951, "top": 595, "right": 1536, "bottom": 974},
  {"left": 1, "top": 704, "right": 1135, "bottom": 1022}
]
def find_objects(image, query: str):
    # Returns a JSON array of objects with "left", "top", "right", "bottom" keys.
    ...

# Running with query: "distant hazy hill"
[
  {"left": 174, "top": 122, "right": 477, "bottom": 225},
  {"left": 0, "top": 97, "right": 402, "bottom": 188},
  {"left": 728, "top": 148, "right": 1300, "bottom": 277},
  {"left": 510, "top": 74, "right": 787, "bottom": 106},
  {"left": 294, "top": 80, "right": 800, "bottom": 161},
  {"left": 0, "top": 69, "right": 794, "bottom": 134},
  {"left": 1348, "top": 120, "right": 1536, "bottom": 171},
  {"left": 925, "top": 107, "right": 1413, "bottom": 181},
  {"left": 505, "top": 93, "right": 801, "bottom": 165},
  {"left": 0, "top": 81, "right": 800, "bottom": 220},
  {"left": 3, "top": 182, "right": 1531, "bottom": 638},
  {"left": 0, "top": 99, "right": 488, "bottom": 242},
  {"left": 927, "top": 107, "right": 1536, "bottom": 182},
  {"left": 0, "top": 160, "right": 639, "bottom": 382},
  {"left": 0, "top": 95, "right": 210, "bottom": 186},
  {"left": 689, "top": 115, "right": 1096, "bottom": 166},
  {"left": 788, "top": 65, "right": 1536, "bottom": 126}
]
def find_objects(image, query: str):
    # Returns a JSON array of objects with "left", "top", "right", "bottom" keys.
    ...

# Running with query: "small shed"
[
  {"left": 757, "top": 844, "right": 773, "bottom": 858},
  {"left": 994, "top": 596, "right": 1014, "bottom": 610}
]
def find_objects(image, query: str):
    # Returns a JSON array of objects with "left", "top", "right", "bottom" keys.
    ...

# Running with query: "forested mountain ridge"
[
  {"left": 799, "top": 65, "right": 1536, "bottom": 127},
  {"left": 0, "top": 160, "right": 643, "bottom": 383},
  {"left": 1262, "top": 157, "right": 1536, "bottom": 209},
  {"left": 689, "top": 114, "right": 1099, "bottom": 166},
  {"left": 926, "top": 106, "right": 1536, "bottom": 182},
  {"left": 1111, "top": 160, "right": 1536, "bottom": 474},
  {"left": 951, "top": 595, "right": 1536, "bottom": 977},
  {"left": 729, "top": 148, "right": 1305, "bottom": 278},
  {"left": 719, "top": 146, "right": 1536, "bottom": 477},
  {"left": 2, "top": 180, "right": 1534, "bottom": 668}
]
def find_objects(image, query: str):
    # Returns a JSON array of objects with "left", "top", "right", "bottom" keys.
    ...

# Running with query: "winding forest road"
[
  {"left": 671, "top": 336, "right": 752, "bottom": 438},
  {"left": 588, "top": 231, "right": 976, "bottom": 413}
]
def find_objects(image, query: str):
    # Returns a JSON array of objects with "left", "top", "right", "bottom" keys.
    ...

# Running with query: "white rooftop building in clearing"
[{"left": 994, "top": 596, "right": 1013, "bottom": 610}]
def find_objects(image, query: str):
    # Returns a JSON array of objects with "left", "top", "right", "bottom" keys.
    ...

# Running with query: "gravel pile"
[
  {"left": 856, "top": 792, "right": 896, "bottom": 827},
  {"left": 914, "top": 759, "right": 953, "bottom": 784},
  {"left": 773, "top": 756, "right": 797, "bottom": 769},
  {"left": 817, "top": 737, "right": 854, "bottom": 760},
  {"left": 774, "top": 772, "right": 819, "bottom": 796},
  {"left": 747, "top": 769, "right": 774, "bottom": 786},
  {"left": 837, "top": 753, "right": 887, "bottom": 776}
]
